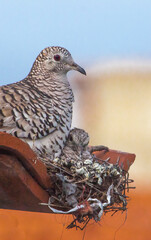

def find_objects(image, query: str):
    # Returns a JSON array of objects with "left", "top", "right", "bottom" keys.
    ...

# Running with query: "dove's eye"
[{"left": 54, "top": 54, "right": 61, "bottom": 61}]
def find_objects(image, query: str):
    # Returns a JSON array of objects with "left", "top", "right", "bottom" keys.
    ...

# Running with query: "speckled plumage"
[
  {"left": 0, "top": 46, "right": 86, "bottom": 161},
  {"left": 58, "top": 128, "right": 108, "bottom": 167},
  {"left": 59, "top": 128, "right": 91, "bottom": 165}
]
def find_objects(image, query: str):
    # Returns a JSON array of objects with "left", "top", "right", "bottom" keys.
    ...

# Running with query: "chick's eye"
[
  {"left": 54, "top": 54, "right": 61, "bottom": 61},
  {"left": 69, "top": 135, "right": 73, "bottom": 142}
]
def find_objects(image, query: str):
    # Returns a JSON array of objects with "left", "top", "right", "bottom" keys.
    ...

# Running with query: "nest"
[{"left": 42, "top": 152, "right": 134, "bottom": 230}]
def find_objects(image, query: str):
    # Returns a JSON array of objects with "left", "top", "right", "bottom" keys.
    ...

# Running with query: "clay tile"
[
  {"left": 94, "top": 149, "right": 136, "bottom": 172},
  {"left": 0, "top": 132, "right": 51, "bottom": 213}
]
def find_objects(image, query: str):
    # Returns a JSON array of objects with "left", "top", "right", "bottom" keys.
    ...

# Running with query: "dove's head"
[{"left": 31, "top": 46, "right": 86, "bottom": 77}]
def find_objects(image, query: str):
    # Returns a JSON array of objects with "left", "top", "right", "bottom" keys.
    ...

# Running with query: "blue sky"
[{"left": 0, "top": 0, "right": 151, "bottom": 85}]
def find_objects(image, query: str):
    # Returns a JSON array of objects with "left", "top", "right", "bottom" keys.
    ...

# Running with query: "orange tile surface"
[{"left": 0, "top": 186, "right": 150, "bottom": 240}]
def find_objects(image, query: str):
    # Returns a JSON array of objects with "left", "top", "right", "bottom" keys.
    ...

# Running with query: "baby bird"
[{"left": 58, "top": 127, "right": 108, "bottom": 167}]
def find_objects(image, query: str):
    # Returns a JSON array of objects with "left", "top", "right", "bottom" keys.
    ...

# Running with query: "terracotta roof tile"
[
  {"left": 94, "top": 149, "right": 135, "bottom": 172},
  {"left": 0, "top": 132, "right": 51, "bottom": 213}
]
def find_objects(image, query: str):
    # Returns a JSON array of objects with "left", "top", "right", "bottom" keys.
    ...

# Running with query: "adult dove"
[{"left": 0, "top": 46, "right": 86, "bottom": 161}]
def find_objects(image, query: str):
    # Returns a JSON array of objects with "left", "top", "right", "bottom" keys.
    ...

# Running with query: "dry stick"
[{"left": 89, "top": 145, "right": 109, "bottom": 153}]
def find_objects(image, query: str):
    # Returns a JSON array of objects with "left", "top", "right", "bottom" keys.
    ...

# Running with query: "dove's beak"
[{"left": 71, "top": 63, "right": 86, "bottom": 75}]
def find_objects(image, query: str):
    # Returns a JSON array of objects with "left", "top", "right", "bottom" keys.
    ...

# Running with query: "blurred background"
[{"left": 0, "top": 0, "right": 151, "bottom": 239}]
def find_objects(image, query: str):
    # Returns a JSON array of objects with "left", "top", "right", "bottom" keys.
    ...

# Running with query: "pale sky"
[{"left": 0, "top": 0, "right": 151, "bottom": 85}]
